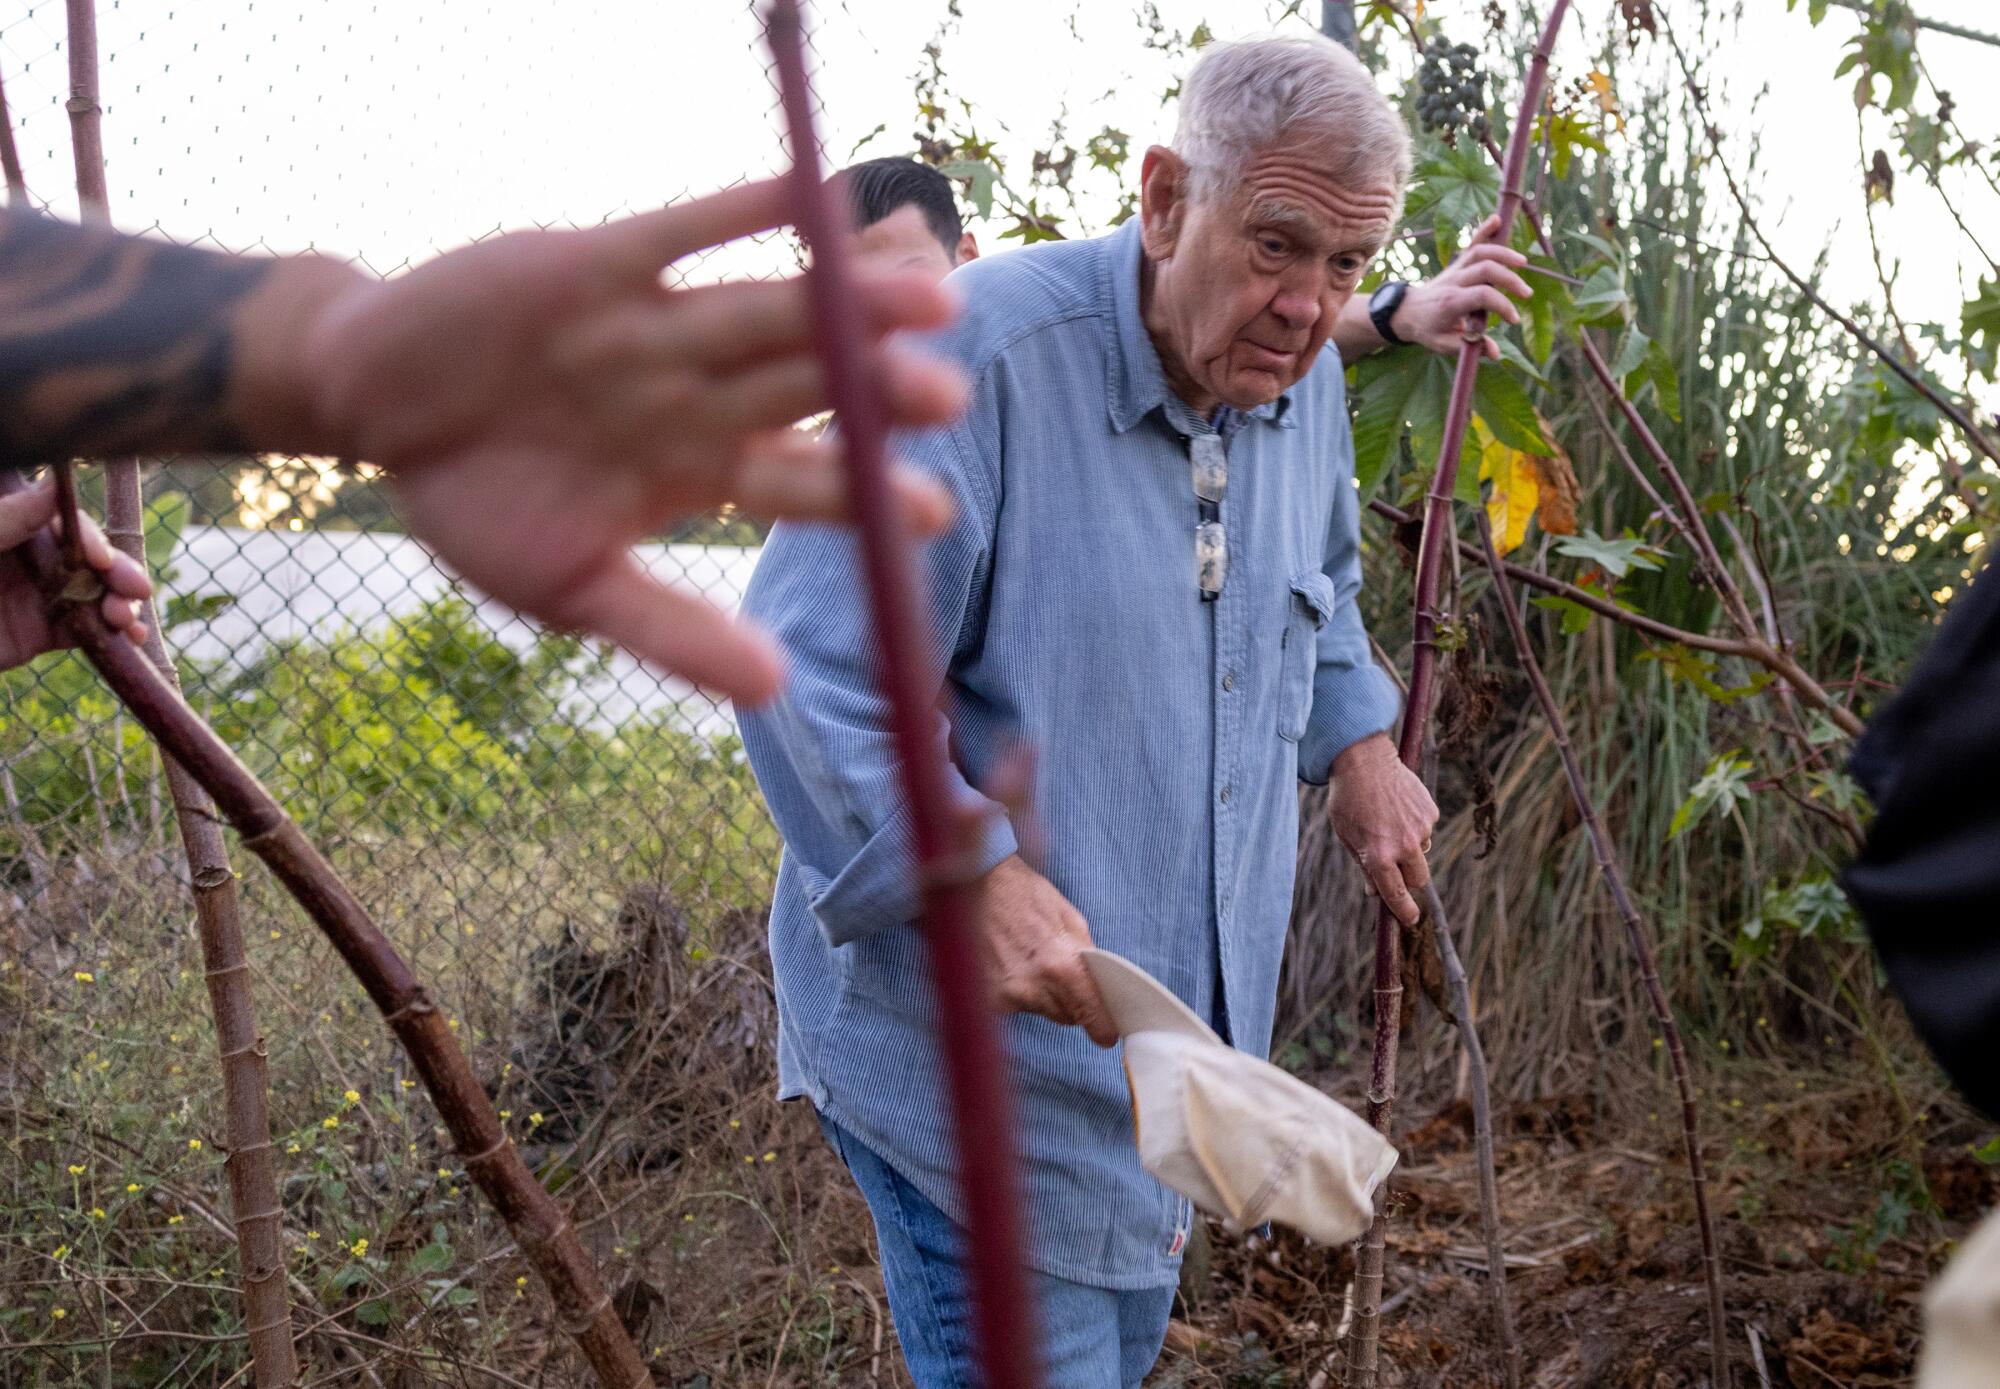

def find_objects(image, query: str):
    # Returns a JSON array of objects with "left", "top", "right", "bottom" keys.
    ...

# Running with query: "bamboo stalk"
[
  {"left": 763, "top": 6, "right": 1039, "bottom": 1387},
  {"left": 1471, "top": 510, "right": 1730, "bottom": 1386},
  {"left": 1423, "top": 882, "right": 1517, "bottom": 1389},
  {"left": 1347, "top": 7, "right": 1569, "bottom": 1383},
  {"left": 61, "top": 3, "right": 301, "bottom": 1379},
  {"left": 0, "top": 60, "right": 26, "bottom": 204},
  {"left": 20, "top": 465, "right": 649, "bottom": 1389}
]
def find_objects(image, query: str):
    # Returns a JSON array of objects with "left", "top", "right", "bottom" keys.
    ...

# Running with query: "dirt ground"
[{"left": 1148, "top": 1078, "right": 1991, "bottom": 1389}]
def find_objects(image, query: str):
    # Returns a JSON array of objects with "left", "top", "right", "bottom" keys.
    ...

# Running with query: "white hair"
[{"left": 1172, "top": 33, "right": 1412, "bottom": 221}]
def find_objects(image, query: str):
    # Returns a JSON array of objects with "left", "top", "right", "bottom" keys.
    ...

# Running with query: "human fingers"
[
  {"left": 98, "top": 592, "right": 148, "bottom": 646},
  {"left": 555, "top": 270, "right": 955, "bottom": 379},
  {"left": 1449, "top": 285, "right": 1521, "bottom": 327},
  {"left": 1451, "top": 252, "right": 1534, "bottom": 302},
  {"left": 1041, "top": 918, "right": 1118, "bottom": 1047},
  {"left": 730, "top": 431, "right": 955, "bottom": 536},
  {"left": 591, "top": 178, "right": 789, "bottom": 279},
  {"left": 702, "top": 346, "right": 967, "bottom": 438},
  {"left": 100, "top": 550, "right": 153, "bottom": 602},
  {"left": 0, "top": 476, "right": 57, "bottom": 551},
  {"left": 547, "top": 552, "right": 785, "bottom": 706},
  {"left": 1366, "top": 853, "right": 1421, "bottom": 926}
]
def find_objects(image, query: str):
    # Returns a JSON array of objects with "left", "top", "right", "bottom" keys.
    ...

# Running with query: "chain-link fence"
[{"left": 0, "top": 2, "right": 930, "bottom": 1381}]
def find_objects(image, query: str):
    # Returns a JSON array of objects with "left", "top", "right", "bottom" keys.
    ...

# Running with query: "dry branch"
[
  {"left": 1346, "top": 6, "right": 1569, "bottom": 1382},
  {"left": 764, "top": 4, "right": 1038, "bottom": 1386},
  {"left": 18, "top": 465, "right": 650, "bottom": 1389},
  {"left": 61, "top": 1, "right": 299, "bottom": 1379}
]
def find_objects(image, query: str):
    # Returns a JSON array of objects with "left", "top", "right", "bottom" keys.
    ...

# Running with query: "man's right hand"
[{"left": 971, "top": 855, "right": 1116, "bottom": 1047}]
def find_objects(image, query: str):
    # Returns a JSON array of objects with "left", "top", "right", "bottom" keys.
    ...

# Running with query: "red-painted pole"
[{"left": 763, "top": 5, "right": 1039, "bottom": 1388}]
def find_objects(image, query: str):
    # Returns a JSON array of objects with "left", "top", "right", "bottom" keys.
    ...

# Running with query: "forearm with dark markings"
[{"left": 0, "top": 208, "right": 289, "bottom": 467}]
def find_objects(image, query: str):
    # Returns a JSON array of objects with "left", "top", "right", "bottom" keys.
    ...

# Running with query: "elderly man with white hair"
[{"left": 742, "top": 31, "right": 1531, "bottom": 1386}]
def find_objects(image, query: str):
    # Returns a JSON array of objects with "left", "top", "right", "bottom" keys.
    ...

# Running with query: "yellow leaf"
[
  {"left": 1586, "top": 69, "right": 1626, "bottom": 134},
  {"left": 1480, "top": 429, "right": 1541, "bottom": 557}
]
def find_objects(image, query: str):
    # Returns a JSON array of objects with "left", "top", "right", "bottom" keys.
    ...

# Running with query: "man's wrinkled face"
[
  {"left": 1142, "top": 144, "right": 1397, "bottom": 412},
  {"left": 851, "top": 204, "right": 961, "bottom": 284}
]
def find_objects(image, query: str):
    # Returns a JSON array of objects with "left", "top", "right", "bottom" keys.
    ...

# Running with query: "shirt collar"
[{"left": 1102, "top": 218, "right": 1298, "bottom": 435}]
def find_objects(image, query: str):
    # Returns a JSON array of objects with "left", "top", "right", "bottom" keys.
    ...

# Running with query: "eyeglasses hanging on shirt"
[{"left": 1186, "top": 433, "right": 1227, "bottom": 601}]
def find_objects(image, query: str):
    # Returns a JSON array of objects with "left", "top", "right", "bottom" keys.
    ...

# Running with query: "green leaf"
[
  {"left": 1471, "top": 368, "right": 1552, "bottom": 454},
  {"left": 1519, "top": 260, "right": 1573, "bottom": 367},
  {"left": 1642, "top": 338, "right": 1683, "bottom": 422},
  {"left": 1529, "top": 595, "right": 1595, "bottom": 635},
  {"left": 1402, "top": 143, "right": 1499, "bottom": 262},
  {"left": 1553, "top": 529, "right": 1663, "bottom": 578},
  {"left": 1669, "top": 752, "right": 1755, "bottom": 839},
  {"left": 1963, "top": 276, "right": 2000, "bottom": 379},
  {"left": 1535, "top": 111, "right": 1609, "bottom": 181},
  {"left": 1572, "top": 266, "right": 1629, "bottom": 325},
  {"left": 1350, "top": 348, "right": 1450, "bottom": 499},
  {"left": 162, "top": 591, "right": 236, "bottom": 630},
  {"left": 408, "top": 1243, "right": 454, "bottom": 1276},
  {"left": 142, "top": 492, "right": 189, "bottom": 578},
  {"left": 1610, "top": 327, "right": 1651, "bottom": 382},
  {"left": 1974, "top": 1136, "right": 2000, "bottom": 1165},
  {"left": 936, "top": 159, "right": 999, "bottom": 221}
]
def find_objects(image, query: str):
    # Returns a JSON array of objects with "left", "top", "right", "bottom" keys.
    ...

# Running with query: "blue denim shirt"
[{"left": 740, "top": 218, "right": 1401, "bottom": 1290}]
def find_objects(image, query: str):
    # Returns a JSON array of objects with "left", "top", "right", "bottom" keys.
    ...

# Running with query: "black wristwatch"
[{"left": 1368, "top": 280, "right": 1411, "bottom": 347}]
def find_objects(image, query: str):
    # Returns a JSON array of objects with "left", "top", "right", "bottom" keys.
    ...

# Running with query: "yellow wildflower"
[
  {"left": 321, "top": 1116, "right": 339, "bottom": 1130},
  {"left": 188, "top": 1139, "right": 202, "bottom": 1151},
  {"left": 343, "top": 1089, "right": 360, "bottom": 1104},
  {"left": 67, "top": 1164, "right": 85, "bottom": 1176},
  {"left": 73, "top": 971, "right": 94, "bottom": 984}
]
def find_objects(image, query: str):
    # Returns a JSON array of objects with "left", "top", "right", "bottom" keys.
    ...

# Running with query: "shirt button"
[
  {"left": 1221, "top": 671, "right": 1236, "bottom": 692},
  {"left": 1219, "top": 785, "right": 1232, "bottom": 804}
]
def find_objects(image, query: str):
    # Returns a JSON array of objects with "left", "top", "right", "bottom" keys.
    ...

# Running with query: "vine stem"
[
  {"left": 1346, "top": 5, "right": 1569, "bottom": 1384},
  {"left": 62, "top": 1, "right": 300, "bottom": 1381},
  {"left": 1472, "top": 510, "right": 1730, "bottom": 1388},
  {"left": 23, "top": 466, "right": 650, "bottom": 1388},
  {"left": 764, "top": 5, "right": 1039, "bottom": 1387}
]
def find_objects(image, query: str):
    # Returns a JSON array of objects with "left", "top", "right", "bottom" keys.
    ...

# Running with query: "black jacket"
[{"left": 1844, "top": 559, "right": 2000, "bottom": 1121}]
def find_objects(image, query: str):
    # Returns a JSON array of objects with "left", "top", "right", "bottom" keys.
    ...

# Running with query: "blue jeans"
[{"left": 817, "top": 1112, "right": 1176, "bottom": 1389}]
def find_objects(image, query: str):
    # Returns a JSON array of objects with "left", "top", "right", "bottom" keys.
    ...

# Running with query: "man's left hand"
[
  {"left": 1329, "top": 733, "right": 1439, "bottom": 927},
  {"left": 1389, "top": 214, "right": 1534, "bottom": 361}
]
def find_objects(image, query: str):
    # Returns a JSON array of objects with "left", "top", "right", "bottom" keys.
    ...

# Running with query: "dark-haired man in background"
[{"left": 834, "top": 156, "right": 978, "bottom": 282}]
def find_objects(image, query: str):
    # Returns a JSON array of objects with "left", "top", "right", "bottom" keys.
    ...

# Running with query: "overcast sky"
[{"left": 2, "top": 1, "right": 1994, "bottom": 374}]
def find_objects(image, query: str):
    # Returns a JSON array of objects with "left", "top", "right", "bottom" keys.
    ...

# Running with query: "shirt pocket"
[{"left": 1278, "top": 569, "right": 1335, "bottom": 743}]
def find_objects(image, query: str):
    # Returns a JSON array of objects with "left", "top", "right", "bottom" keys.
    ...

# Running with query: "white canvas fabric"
[
  {"left": 1083, "top": 949, "right": 1397, "bottom": 1246},
  {"left": 1920, "top": 1205, "right": 2000, "bottom": 1389}
]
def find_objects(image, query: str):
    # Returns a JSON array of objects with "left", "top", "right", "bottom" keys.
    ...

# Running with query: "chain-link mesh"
[{"left": 0, "top": 2, "right": 930, "bottom": 1381}]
